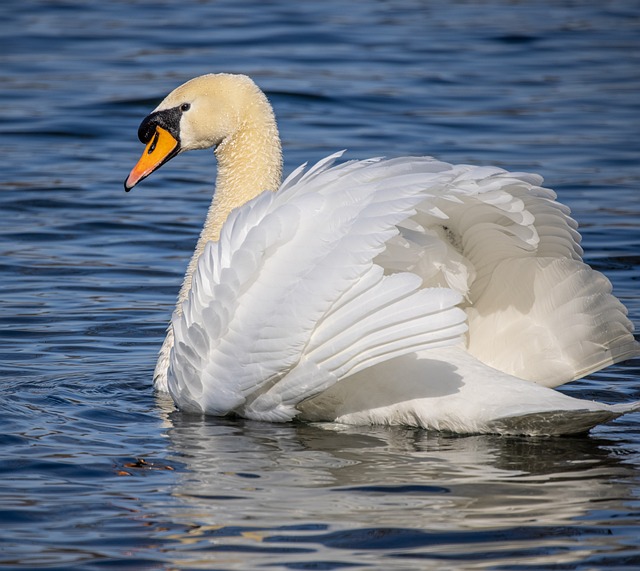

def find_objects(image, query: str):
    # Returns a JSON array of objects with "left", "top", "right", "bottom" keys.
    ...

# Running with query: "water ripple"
[{"left": 1, "top": 0, "right": 639, "bottom": 569}]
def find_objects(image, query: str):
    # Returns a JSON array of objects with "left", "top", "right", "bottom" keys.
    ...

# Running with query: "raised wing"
[
  {"left": 376, "top": 161, "right": 638, "bottom": 386},
  {"left": 168, "top": 153, "right": 468, "bottom": 419}
]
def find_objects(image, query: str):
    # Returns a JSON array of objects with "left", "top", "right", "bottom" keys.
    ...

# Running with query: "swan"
[{"left": 125, "top": 73, "right": 639, "bottom": 435}]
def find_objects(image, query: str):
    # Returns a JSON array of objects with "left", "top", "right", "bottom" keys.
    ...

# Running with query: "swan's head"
[{"left": 124, "top": 73, "right": 268, "bottom": 191}]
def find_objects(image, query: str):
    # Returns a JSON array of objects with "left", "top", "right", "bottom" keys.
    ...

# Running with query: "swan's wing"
[
  {"left": 375, "top": 161, "right": 581, "bottom": 299},
  {"left": 375, "top": 160, "right": 639, "bottom": 387},
  {"left": 466, "top": 256, "right": 638, "bottom": 386},
  {"left": 168, "top": 154, "right": 467, "bottom": 419}
]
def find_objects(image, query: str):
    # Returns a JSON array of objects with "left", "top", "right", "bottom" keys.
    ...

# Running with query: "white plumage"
[{"left": 125, "top": 73, "right": 639, "bottom": 435}]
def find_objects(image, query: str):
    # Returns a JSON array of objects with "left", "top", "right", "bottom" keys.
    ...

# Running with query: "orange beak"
[{"left": 124, "top": 126, "right": 179, "bottom": 191}]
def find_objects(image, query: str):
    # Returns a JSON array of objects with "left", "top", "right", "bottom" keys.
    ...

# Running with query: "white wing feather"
[
  {"left": 166, "top": 153, "right": 639, "bottom": 431},
  {"left": 375, "top": 160, "right": 638, "bottom": 386},
  {"left": 168, "top": 154, "right": 468, "bottom": 419}
]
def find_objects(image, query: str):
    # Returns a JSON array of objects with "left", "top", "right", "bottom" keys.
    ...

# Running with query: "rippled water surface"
[{"left": 2, "top": 1, "right": 640, "bottom": 569}]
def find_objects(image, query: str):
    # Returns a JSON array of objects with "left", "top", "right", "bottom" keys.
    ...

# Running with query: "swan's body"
[{"left": 126, "top": 73, "right": 639, "bottom": 435}]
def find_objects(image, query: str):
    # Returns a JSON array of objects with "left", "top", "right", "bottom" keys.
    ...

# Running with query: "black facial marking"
[{"left": 137, "top": 105, "right": 184, "bottom": 144}]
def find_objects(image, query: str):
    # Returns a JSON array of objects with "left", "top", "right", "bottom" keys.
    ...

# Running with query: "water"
[{"left": 1, "top": 0, "right": 640, "bottom": 569}]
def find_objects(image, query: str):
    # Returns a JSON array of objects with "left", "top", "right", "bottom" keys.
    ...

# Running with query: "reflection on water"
[{"left": 157, "top": 398, "right": 640, "bottom": 569}]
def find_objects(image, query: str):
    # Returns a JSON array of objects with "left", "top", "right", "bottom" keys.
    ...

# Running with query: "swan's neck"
[{"left": 177, "top": 110, "right": 283, "bottom": 310}]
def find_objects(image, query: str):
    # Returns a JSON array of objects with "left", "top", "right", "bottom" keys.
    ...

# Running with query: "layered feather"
[
  {"left": 375, "top": 160, "right": 638, "bottom": 387},
  {"left": 166, "top": 152, "right": 639, "bottom": 433},
  {"left": 168, "top": 153, "right": 468, "bottom": 420}
]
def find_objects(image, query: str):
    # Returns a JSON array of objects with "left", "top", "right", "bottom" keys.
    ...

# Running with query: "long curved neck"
[{"left": 176, "top": 109, "right": 283, "bottom": 311}]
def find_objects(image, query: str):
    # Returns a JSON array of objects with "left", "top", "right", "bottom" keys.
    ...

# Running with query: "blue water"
[{"left": 1, "top": 1, "right": 640, "bottom": 569}]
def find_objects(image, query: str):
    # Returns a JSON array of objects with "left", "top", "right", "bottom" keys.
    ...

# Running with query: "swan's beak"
[{"left": 124, "top": 126, "right": 180, "bottom": 191}]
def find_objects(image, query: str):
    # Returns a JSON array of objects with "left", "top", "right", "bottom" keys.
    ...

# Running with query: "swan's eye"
[{"left": 180, "top": 103, "right": 191, "bottom": 112}]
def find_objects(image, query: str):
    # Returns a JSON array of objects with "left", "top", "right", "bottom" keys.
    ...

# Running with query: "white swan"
[{"left": 125, "top": 73, "right": 639, "bottom": 435}]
